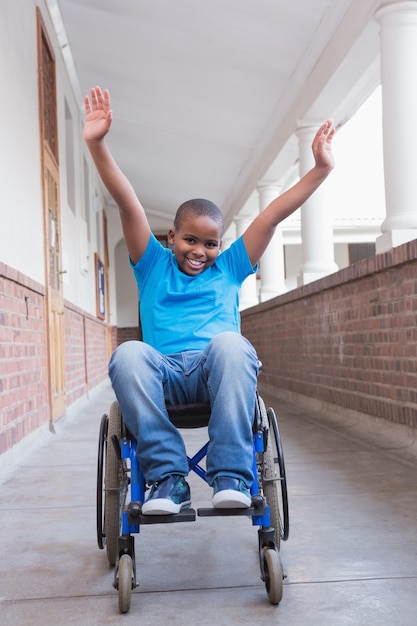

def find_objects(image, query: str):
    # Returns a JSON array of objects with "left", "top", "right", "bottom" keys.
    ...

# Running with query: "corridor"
[{"left": 1, "top": 382, "right": 416, "bottom": 625}]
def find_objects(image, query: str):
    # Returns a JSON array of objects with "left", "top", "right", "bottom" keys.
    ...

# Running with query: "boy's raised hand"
[
  {"left": 83, "top": 86, "right": 112, "bottom": 143},
  {"left": 312, "top": 120, "right": 335, "bottom": 172}
]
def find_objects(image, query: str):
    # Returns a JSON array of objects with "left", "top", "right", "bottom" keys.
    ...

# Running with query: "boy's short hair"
[{"left": 174, "top": 199, "right": 224, "bottom": 234}]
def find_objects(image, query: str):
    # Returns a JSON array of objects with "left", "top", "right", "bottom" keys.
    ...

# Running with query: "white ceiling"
[{"left": 50, "top": 0, "right": 381, "bottom": 232}]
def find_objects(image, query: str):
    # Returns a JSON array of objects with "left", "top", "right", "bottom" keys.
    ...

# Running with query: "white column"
[
  {"left": 296, "top": 123, "right": 338, "bottom": 286},
  {"left": 375, "top": 1, "right": 417, "bottom": 252},
  {"left": 257, "top": 182, "right": 287, "bottom": 301},
  {"left": 234, "top": 216, "right": 259, "bottom": 310}
]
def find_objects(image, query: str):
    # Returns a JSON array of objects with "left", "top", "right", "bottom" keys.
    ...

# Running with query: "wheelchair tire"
[
  {"left": 105, "top": 400, "right": 128, "bottom": 566},
  {"left": 96, "top": 412, "right": 108, "bottom": 550},
  {"left": 262, "top": 547, "right": 283, "bottom": 605},
  {"left": 258, "top": 397, "right": 289, "bottom": 546},
  {"left": 118, "top": 554, "right": 133, "bottom": 613}
]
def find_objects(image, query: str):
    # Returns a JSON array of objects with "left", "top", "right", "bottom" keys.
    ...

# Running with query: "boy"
[{"left": 84, "top": 86, "right": 334, "bottom": 515}]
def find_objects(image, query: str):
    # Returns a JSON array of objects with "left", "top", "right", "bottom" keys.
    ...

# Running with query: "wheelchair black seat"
[{"left": 166, "top": 402, "right": 211, "bottom": 428}]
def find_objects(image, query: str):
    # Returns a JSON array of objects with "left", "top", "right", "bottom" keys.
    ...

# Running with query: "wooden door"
[
  {"left": 38, "top": 11, "right": 66, "bottom": 421},
  {"left": 44, "top": 149, "right": 66, "bottom": 419}
]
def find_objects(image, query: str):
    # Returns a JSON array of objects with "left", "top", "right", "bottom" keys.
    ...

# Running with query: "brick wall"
[
  {"left": 2, "top": 238, "right": 416, "bottom": 457},
  {"left": 0, "top": 262, "right": 110, "bottom": 455},
  {"left": 116, "top": 326, "right": 140, "bottom": 345},
  {"left": 64, "top": 304, "right": 88, "bottom": 405},
  {"left": 0, "top": 263, "right": 49, "bottom": 454},
  {"left": 242, "top": 239, "right": 417, "bottom": 429},
  {"left": 84, "top": 316, "right": 108, "bottom": 390},
  {"left": 109, "top": 325, "right": 118, "bottom": 354},
  {"left": 64, "top": 301, "right": 109, "bottom": 405}
]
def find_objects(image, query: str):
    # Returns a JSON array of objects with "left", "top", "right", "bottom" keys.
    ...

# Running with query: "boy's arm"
[
  {"left": 243, "top": 120, "right": 335, "bottom": 267},
  {"left": 83, "top": 86, "right": 150, "bottom": 265}
]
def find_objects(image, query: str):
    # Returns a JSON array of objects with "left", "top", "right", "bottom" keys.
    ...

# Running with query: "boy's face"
[{"left": 168, "top": 215, "right": 223, "bottom": 275}]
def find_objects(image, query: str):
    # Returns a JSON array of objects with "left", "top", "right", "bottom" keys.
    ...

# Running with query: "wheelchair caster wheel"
[
  {"left": 262, "top": 547, "right": 283, "bottom": 605},
  {"left": 118, "top": 554, "right": 133, "bottom": 613}
]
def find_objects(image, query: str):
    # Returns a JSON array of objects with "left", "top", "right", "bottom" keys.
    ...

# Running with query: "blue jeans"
[{"left": 108, "top": 332, "right": 259, "bottom": 486}]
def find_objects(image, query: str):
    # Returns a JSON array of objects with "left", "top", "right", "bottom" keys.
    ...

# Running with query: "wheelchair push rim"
[
  {"left": 258, "top": 397, "right": 289, "bottom": 546},
  {"left": 267, "top": 406, "right": 289, "bottom": 541},
  {"left": 96, "top": 412, "right": 108, "bottom": 550}
]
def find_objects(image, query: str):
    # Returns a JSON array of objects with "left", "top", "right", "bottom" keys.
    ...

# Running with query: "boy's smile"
[{"left": 168, "top": 215, "right": 223, "bottom": 276}]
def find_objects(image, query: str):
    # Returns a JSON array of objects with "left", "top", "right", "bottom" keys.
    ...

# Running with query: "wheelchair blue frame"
[{"left": 119, "top": 429, "right": 271, "bottom": 537}]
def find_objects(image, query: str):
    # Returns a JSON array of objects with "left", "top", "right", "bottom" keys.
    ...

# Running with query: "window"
[{"left": 348, "top": 243, "right": 376, "bottom": 264}]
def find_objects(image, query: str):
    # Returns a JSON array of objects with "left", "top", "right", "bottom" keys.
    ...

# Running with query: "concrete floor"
[{"left": 1, "top": 381, "right": 417, "bottom": 625}]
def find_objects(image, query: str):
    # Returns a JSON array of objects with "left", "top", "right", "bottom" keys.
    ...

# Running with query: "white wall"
[
  {"left": 0, "top": 0, "right": 110, "bottom": 320},
  {"left": 115, "top": 239, "right": 139, "bottom": 327},
  {"left": 54, "top": 22, "right": 105, "bottom": 317},
  {"left": 0, "top": 1, "right": 44, "bottom": 284}
]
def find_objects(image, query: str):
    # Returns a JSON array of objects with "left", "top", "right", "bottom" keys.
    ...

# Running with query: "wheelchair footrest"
[
  {"left": 197, "top": 506, "right": 266, "bottom": 517},
  {"left": 130, "top": 508, "right": 197, "bottom": 525}
]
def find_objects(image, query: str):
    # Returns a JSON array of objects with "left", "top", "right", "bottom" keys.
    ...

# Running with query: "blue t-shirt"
[{"left": 130, "top": 234, "right": 257, "bottom": 354}]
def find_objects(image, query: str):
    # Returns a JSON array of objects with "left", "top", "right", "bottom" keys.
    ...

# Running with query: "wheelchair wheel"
[
  {"left": 258, "top": 397, "right": 289, "bottom": 547},
  {"left": 96, "top": 413, "right": 108, "bottom": 550},
  {"left": 104, "top": 401, "right": 129, "bottom": 566},
  {"left": 262, "top": 547, "right": 283, "bottom": 605},
  {"left": 118, "top": 554, "right": 133, "bottom": 613}
]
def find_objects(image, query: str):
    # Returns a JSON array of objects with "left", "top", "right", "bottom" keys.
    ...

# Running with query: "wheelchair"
[{"left": 96, "top": 391, "right": 289, "bottom": 613}]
